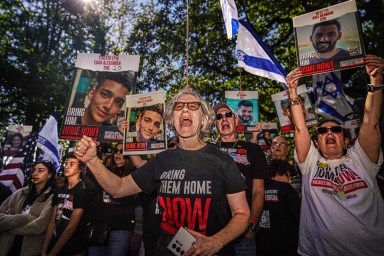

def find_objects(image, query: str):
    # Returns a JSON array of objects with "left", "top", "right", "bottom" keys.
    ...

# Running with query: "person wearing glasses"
[
  {"left": 285, "top": 55, "right": 384, "bottom": 256},
  {"left": 88, "top": 143, "right": 137, "bottom": 256},
  {"left": 269, "top": 136, "right": 302, "bottom": 196},
  {"left": 214, "top": 102, "right": 268, "bottom": 256},
  {"left": 0, "top": 160, "right": 56, "bottom": 256},
  {"left": 308, "top": 19, "right": 350, "bottom": 65},
  {"left": 75, "top": 89, "right": 250, "bottom": 256}
]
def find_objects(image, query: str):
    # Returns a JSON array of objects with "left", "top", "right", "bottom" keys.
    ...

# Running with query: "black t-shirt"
[
  {"left": 51, "top": 180, "right": 90, "bottom": 255},
  {"left": 256, "top": 180, "right": 301, "bottom": 256},
  {"left": 218, "top": 140, "right": 269, "bottom": 205},
  {"left": 131, "top": 143, "right": 247, "bottom": 256},
  {"left": 308, "top": 48, "right": 350, "bottom": 64}
]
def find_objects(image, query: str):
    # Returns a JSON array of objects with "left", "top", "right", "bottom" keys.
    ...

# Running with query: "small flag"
[
  {"left": 0, "top": 133, "right": 38, "bottom": 193},
  {"left": 236, "top": 20, "right": 287, "bottom": 87},
  {"left": 313, "top": 72, "right": 354, "bottom": 122},
  {"left": 219, "top": 0, "right": 239, "bottom": 39},
  {"left": 37, "top": 116, "right": 60, "bottom": 170}
]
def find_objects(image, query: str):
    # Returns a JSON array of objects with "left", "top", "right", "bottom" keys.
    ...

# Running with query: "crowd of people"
[{"left": 0, "top": 55, "right": 383, "bottom": 256}]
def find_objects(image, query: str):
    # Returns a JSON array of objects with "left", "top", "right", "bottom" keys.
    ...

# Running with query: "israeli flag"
[
  {"left": 313, "top": 72, "right": 354, "bottom": 122},
  {"left": 37, "top": 115, "right": 61, "bottom": 170},
  {"left": 236, "top": 20, "right": 287, "bottom": 86},
  {"left": 220, "top": 0, "right": 239, "bottom": 39}
]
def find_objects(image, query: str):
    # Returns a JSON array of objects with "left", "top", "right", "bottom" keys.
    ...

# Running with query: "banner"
[
  {"left": 3, "top": 125, "right": 33, "bottom": 158},
  {"left": 272, "top": 85, "right": 318, "bottom": 133},
  {"left": 293, "top": 0, "right": 365, "bottom": 76},
  {"left": 123, "top": 91, "right": 167, "bottom": 155},
  {"left": 236, "top": 20, "right": 287, "bottom": 87},
  {"left": 37, "top": 116, "right": 61, "bottom": 170},
  {"left": 219, "top": 0, "right": 239, "bottom": 39},
  {"left": 60, "top": 53, "right": 140, "bottom": 141},
  {"left": 225, "top": 91, "right": 259, "bottom": 133},
  {"left": 313, "top": 71, "right": 354, "bottom": 122}
]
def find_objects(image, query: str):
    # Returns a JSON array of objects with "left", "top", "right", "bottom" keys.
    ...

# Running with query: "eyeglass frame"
[
  {"left": 216, "top": 111, "right": 234, "bottom": 120},
  {"left": 316, "top": 125, "right": 343, "bottom": 135},
  {"left": 173, "top": 102, "right": 203, "bottom": 112}
]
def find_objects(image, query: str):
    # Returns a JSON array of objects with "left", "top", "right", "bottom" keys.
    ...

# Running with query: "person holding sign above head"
[
  {"left": 75, "top": 89, "right": 250, "bottom": 256},
  {"left": 308, "top": 19, "right": 350, "bottom": 64},
  {"left": 285, "top": 55, "right": 384, "bottom": 256},
  {"left": 81, "top": 73, "right": 133, "bottom": 126}
]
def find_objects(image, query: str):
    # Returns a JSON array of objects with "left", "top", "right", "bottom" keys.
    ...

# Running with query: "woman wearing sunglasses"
[
  {"left": 88, "top": 143, "right": 137, "bottom": 256},
  {"left": 0, "top": 161, "right": 56, "bottom": 256},
  {"left": 286, "top": 55, "right": 384, "bottom": 256},
  {"left": 75, "top": 89, "right": 250, "bottom": 256}
]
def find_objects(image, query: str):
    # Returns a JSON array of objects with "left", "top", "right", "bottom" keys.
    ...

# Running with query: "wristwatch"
[{"left": 367, "top": 84, "right": 384, "bottom": 92}]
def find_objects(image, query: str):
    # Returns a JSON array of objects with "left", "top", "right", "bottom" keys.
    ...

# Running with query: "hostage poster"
[
  {"left": 60, "top": 53, "right": 140, "bottom": 141},
  {"left": 123, "top": 91, "right": 167, "bottom": 155},
  {"left": 225, "top": 91, "right": 259, "bottom": 133},
  {"left": 272, "top": 85, "right": 318, "bottom": 133},
  {"left": 2, "top": 125, "right": 33, "bottom": 157},
  {"left": 293, "top": 0, "right": 365, "bottom": 76}
]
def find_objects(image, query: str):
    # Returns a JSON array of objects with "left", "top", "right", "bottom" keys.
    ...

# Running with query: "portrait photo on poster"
[
  {"left": 60, "top": 53, "right": 140, "bottom": 141},
  {"left": 293, "top": 0, "right": 365, "bottom": 76},
  {"left": 123, "top": 91, "right": 167, "bottom": 155},
  {"left": 225, "top": 91, "right": 259, "bottom": 133}
]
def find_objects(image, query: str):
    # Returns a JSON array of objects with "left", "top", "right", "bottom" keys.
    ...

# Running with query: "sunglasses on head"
[
  {"left": 216, "top": 112, "right": 234, "bottom": 120},
  {"left": 114, "top": 148, "right": 123, "bottom": 154},
  {"left": 316, "top": 125, "right": 343, "bottom": 134},
  {"left": 173, "top": 102, "right": 201, "bottom": 111}
]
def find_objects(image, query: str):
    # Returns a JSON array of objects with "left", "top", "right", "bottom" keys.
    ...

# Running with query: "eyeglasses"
[
  {"left": 272, "top": 141, "right": 287, "bottom": 147},
  {"left": 216, "top": 112, "right": 234, "bottom": 120},
  {"left": 316, "top": 125, "right": 343, "bottom": 135},
  {"left": 114, "top": 148, "right": 123, "bottom": 154},
  {"left": 173, "top": 102, "right": 201, "bottom": 111}
]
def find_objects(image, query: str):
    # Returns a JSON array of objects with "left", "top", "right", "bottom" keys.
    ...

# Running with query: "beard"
[{"left": 313, "top": 40, "right": 337, "bottom": 54}]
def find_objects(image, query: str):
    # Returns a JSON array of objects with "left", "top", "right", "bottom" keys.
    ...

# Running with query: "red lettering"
[
  {"left": 61, "top": 126, "right": 80, "bottom": 135},
  {"left": 81, "top": 127, "right": 99, "bottom": 136}
]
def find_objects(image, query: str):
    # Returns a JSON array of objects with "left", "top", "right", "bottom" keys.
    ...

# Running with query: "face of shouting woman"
[{"left": 172, "top": 94, "right": 204, "bottom": 139}]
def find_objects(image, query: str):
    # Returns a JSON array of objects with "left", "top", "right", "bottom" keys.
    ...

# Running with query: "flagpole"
[{"left": 185, "top": 0, "right": 190, "bottom": 88}]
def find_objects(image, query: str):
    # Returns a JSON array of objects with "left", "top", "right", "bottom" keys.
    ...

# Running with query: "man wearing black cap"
[{"left": 214, "top": 102, "right": 269, "bottom": 256}]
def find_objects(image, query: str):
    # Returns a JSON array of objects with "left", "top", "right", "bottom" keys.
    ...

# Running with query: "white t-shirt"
[{"left": 295, "top": 139, "right": 384, "bottom": 256}]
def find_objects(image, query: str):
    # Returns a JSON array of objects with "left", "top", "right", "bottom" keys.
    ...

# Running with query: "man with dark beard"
[{"left": 308, "top": 19, "right": 350, "bottom": 64}]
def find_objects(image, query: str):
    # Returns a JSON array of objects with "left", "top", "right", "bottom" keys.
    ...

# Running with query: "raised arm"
[
  {"left": 184, "top": 191, "right": 250, "bottom": 256},
  {"left": 75, "top": 136, "right": 142, "bottom": 198},
  {"left": 359, "top": 55, "right": 383, "bottom": 163},
  {"left": 286, "top": 68, "right": 311, "bottom": 163}
]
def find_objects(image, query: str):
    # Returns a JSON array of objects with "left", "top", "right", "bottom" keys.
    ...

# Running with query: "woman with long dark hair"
[{"left": 0, "top": 160, "right": 56, "bottom": 256}]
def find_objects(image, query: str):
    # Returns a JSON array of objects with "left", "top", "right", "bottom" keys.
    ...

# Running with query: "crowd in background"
[{"left": 0, "top": 56, "right": 383, "bottom": 256}]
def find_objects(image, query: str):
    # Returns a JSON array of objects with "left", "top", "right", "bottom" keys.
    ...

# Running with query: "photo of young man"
[
  {"left": 81, "top": 72, "right": 133, "bottom": 126},
  {"left": 308, "top": 19, "right": 350, "bottom": 64}
]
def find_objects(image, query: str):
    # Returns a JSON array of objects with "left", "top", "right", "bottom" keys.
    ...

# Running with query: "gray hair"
[{"left": 165, "top": 89, "right": 215, "bottom": 138}]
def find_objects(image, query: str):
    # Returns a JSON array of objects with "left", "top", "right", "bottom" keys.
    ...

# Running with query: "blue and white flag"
[
  {"left": 236, "top": 20, "right": 287, "bottom": 87},
  {"left": 37, "top": 116, "right": 60, "bottom": 170},
  {"left": 313, "top": 71, "right": 354, "bottom": 122},
  {"left": 219, "top": 0, "right": 239, "bottom": 39}
]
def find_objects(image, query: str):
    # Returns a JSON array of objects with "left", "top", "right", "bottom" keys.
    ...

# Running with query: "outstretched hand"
[
  {"left": 286, "top": 68, "right": 303, "bottom": 92},
  {"left": 183, "top": 228, "right": 222, "bottom": 256},
  {"left": 74, "top": 136, "right": 98, "bottom": 164},
  {"left": 365, "top": 54, "right": 383, "bottom": 84}
]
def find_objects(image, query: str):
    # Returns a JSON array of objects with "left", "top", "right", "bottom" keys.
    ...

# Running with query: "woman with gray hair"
[{"left": 75, "top": 89, "right": 250, "bottom": 256}]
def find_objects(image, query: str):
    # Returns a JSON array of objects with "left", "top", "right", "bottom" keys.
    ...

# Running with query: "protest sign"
[
  {"left": 123, "top": 91, "right": 166, "bottom": 155},
  {"left": 225, "top": 91, "right": 259, "bottom": 133},
  {"left": 293, "top": 0, "right": 365, "bottom": 76},
  {"left": 60, "top": 53, "right": 140, "bottom": 141},
  {"left": 272, "top": 85, "right": 318, "bottom": 133},
  {"left": 3, "top": 125, "right": 33, "bottom": 157}
]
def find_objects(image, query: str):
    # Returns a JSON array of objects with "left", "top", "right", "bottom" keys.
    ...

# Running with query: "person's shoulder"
[{"left": 336, "top": 48, "right": 350, "bottom": 59}]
